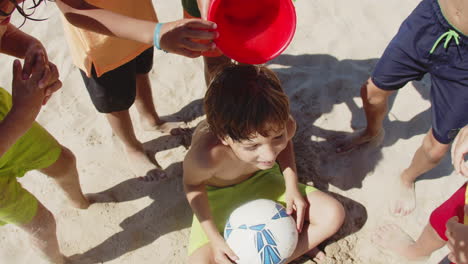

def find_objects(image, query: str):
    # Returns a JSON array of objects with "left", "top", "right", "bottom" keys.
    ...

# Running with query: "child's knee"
[
  {"left": 422, "top": 135, "right": 449, "bottom": 164},
  {"left": 361, "top": 79, "right": 389, "bottom": 105},
  {"left": 53, "top": 146, "right": 77, "bottom": 174},
  {"left": 60, "top": 146, "right": 76, "bottom": 164},
  {"left": 324, "top": 199, "right": 346, "bottom": 230},
  {"left": 311, "top": 195, "right": 345, "bottom": 233},
  {"left": 23, "top": 204, "right": 56, "bottom": 238},
  {"left": 187, "top": 245, "right": 214, "bottom": 264}
]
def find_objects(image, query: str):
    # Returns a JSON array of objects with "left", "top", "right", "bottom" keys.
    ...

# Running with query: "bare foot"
[
  {"left": 371, "top": 224, "right": 427, "bottom": 260},
  {"left": 335, "top": 129, "right": 384, "bottom": 154},
  {"left": 389, "top": 172, "right": 416, "bottom": 216},
  {"left": 305, "top": 247, "right": 326, "bottom": 262},
  {"left": 126, "top": 147, "right": 167, "bottom": 182},
  {"left": 141, "top": 118, "right": 187, "bottom": 135}
]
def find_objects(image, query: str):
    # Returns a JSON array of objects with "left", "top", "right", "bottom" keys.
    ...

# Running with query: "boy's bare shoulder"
[{"left": 184, "top": 120, "right": 227, "bottom": 173}]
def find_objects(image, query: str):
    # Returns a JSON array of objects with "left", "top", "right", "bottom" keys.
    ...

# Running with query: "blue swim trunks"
[{"left": 372, "top": 0, "right": 468, "bottom": 144}]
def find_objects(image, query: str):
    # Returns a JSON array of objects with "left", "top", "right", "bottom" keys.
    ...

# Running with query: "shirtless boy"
[{"left": 183, "top": 64, "right": 345, "bottom": 263}]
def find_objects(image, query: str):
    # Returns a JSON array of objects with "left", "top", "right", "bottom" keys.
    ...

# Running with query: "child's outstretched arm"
[
  {"left": 183, "top": 154, "right": 238, "bottom": 263},
  {"left": 0, "top": 58, "right": 61, "bottom": 157},
  {"left": 1, "top": 24, "right": 61, "bottom": 102},
  {"left": 55, "top": 0, "right": 218, "bottom": 58},
  {"left": 276, "top": 116, "right": 308, "bottom": 232}
]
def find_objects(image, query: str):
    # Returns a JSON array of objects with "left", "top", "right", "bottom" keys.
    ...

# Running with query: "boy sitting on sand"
[{"left": 183, "top": 64, "right": 345, "bottom": 263}]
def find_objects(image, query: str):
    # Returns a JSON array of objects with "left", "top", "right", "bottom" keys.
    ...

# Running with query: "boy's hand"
[
  {"left": 285, "top": 187, "right": 308, "bottom": 232},
  {"left": 39, "top": 62, "right": 61, "bottom": 105},
  {"left": 159, "top": 19, "right": 218, "bottom": 58},
  {"left": 446, "top": 205, "right": 468, "bottom": 264},
  {"left": 451, "top": 125, "right": 468, "bottom": 177},
  {"left": 211, "top": 236, "right": 239, "bottom": 264},
  {"left": 22, "top": 41, "right": 61, "bottom": 104},
  {"left": 23, "top": 41, "right": 49, "bottom": 84},
  {"left": 11, "top": 57, "right": 61, "bottom": 120}
]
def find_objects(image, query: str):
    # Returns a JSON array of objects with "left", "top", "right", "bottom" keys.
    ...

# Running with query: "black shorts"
[{"left": 80, "top": 47, "right": 154, "bottom": 113}]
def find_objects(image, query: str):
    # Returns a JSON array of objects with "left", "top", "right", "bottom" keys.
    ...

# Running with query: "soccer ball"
[{"left": 223, "top": 199, "right": 298, "bottom": 264}]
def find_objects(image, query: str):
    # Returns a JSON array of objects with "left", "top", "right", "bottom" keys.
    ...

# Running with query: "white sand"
[{"left": 0, "top": 0, "right": 465, "bottom": 263}]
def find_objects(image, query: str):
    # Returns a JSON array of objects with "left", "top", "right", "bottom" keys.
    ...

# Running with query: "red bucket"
[{"left": 207, "top": 0, "right": 296, "bottom": 64}]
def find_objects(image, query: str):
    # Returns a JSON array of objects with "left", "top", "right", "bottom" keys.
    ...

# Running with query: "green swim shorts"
[
  {"left": 187, "top": 163, "right": 317, "bottom": 255},
  {"left": 182, "top": 0, "right": 201, "bottom": 18},
  {"left": 0, "top": 87, "right": 62, "bottom": 226}
]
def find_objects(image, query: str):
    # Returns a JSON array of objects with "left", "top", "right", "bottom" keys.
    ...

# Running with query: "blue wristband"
[{"left": 154, "top": 23, "right": 164, "bottom": 50}]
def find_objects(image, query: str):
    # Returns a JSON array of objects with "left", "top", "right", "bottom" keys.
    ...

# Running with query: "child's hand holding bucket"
[
  {"left": 190, "top": 28, "right": 223, "bottom": 57},
  {"left": 157, "top": 19, "right": 219, "bottom": 58}
]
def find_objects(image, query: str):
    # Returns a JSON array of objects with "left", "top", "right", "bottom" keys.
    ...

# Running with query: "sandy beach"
[{"left": 0, "top": 0, "right": 465, "bottom": 263}]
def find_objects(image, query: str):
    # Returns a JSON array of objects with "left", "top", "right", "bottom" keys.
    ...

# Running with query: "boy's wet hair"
[
  {"left": 1, "top": 0, "right": 50, "bottom": 26},
  {"left": 204, "top": 64, "right": 290, "bottom": 142}
]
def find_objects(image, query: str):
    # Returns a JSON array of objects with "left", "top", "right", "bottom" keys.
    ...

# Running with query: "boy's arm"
[
  {"left": 276, "top": 116, "right": 308, "bottom": 232},
  {"left": 0, "top": 58, "right": 60, "bottom": 157},
  {"left": 0, "top": 24, "right": 40, "bottom": 59},
  {"left": 183, "top": 153, "right": 238, "bottom": 262},
  {"left": 277, "top": 116, "right": 299, "bottom": 189},
  {"left": 55, "top": 0, "right": 218, "bottom": 57},
  {"left": 0, "top": 105, "right": 37, "bottom": 157},
  {"left": 0, "top": 24, "right": 61, "bottom": 102},
  {"left": 183, "top": 157, "right": 220, "bottom": 241}
]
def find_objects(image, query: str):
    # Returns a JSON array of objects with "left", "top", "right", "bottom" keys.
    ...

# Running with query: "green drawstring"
[{"left": 429, "top": 29, "right": 460, "bottom": 54}]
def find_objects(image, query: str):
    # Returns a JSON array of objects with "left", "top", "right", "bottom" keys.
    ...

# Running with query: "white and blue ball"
[{"left": 224, "top": 199, "right": 298, "bottom": 264}]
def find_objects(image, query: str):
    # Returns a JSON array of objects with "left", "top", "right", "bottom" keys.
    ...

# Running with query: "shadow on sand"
[
  {"left": 69, "top": 161, "right": 190, "bottom": 263},
  {"left": 71, "top": 52, "right": 455, "bottom": 263},
  {"left": 269, "top": 53, "right": 451, "bottom": 191}
]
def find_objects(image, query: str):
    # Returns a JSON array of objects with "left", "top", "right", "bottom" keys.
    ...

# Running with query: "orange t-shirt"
[{"left": 61, "top": 0, "right": 158, "bottom": 77}]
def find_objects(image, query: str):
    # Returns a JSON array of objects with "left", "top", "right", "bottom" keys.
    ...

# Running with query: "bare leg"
[
  {"left": 106, "top": 110, "right": 166, "bottom": 180},
  {"left": 390, "top": 129, "right": 449, "bottom": 216},
  {"left": 288, "top": 191, "right": 345, "bottom": 262},
  {"left": 336, "top": 78, "right": 393, "bottom": 153},
  {"left": 203, "top": 55, "right": 232, "bottom": 87},
  {"left": 134, "top": 73, "right": 183, "bottom": 134},
  {"left": 188, "top": 243, "right": 215, "bottom": 264},
  {"left": 372, "top": 223, "right": 445, "bottom": 260},
  {"left": 19, "top": 201, "right": 66, "bottom": 264},
  {"left": 39, "top": 145, "right": 90, "bottom": 209}
]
